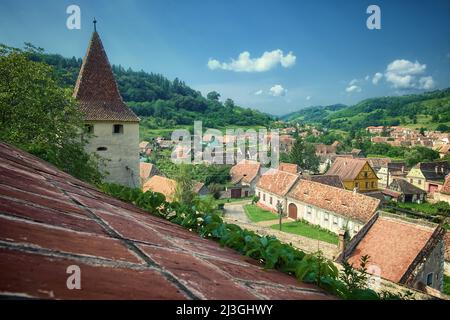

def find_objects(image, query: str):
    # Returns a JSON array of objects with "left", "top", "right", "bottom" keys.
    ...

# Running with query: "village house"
[
  {"left": 139, "top": 162, "right": 160, "bottom": 186},
  {"left": 228, "top": 160, "right": 261, "bottom": 198},
  {"left": 139, "top": 141, "right": 152, "bottom": 156},
  {"left": 255, "top": 169, "right": 299, "bottom": 213},
  {"left": 286, "top": 180, "right": 380, "bottom": 237},
  {"left": 406, "top": 161, "right": 450, "bottom": 193},
  {"left": 74, "top": 28, "right": 140, "bottom": 188},
  {"left": 326, "top": 158, "right": 379, "bottom": 192},
  {"left": 385, "top": 178, "right": 427, "bottom": 203},
  {"left": 434, "top": 174, "right": 450, "bottom": 204},
  {"left": 143, "top": 175, "right": 208, "bottom": 201},
  {"left": 279, "top": 135, "right": 295, "bottom": 153},
  {"left": 376, "top": 161, "right": 407, "bottom": 188},
  {"left": 315, "top": 143, "right": 337, "bottom": 156},
  {"left": 339, "top": 212, "right": 445, "bottom": 292},
  {"left": 278, "top": 162, "right": 300, "bottom": 174},
  {"left": 366, "top": 126, "right": 386, "bottom": 135},
  {"left": 438, "top": 144, "right": 450, "bottom": 158},
  {"left": 299, "top": 173, "right": 344, "bottom": 189}
]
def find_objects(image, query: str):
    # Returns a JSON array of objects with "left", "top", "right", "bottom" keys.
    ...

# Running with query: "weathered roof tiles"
[{"left": 0, "top": 141, "right": 334, "bottom": 300}]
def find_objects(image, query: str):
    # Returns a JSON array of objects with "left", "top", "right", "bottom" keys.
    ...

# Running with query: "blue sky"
[{"left": 1, "top": 0, "right": 450, "bottom": 115}]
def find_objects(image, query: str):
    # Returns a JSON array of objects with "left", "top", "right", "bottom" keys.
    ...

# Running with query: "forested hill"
[
  {"left": 25, "top": 50, "right": 273, "bottom": 128},
  {"left": 282, "top": 89, "right": 450, "bottom": 132}
]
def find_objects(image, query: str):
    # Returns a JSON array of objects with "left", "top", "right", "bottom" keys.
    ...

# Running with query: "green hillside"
[
  {"left": 19, "top": 44, "right": 273, "bottom": 133},
  {"left": 283, "top": 89, "right": 450, "bottom": 132}
]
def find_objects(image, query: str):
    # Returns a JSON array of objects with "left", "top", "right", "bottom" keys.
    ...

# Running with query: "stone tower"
[{"left": 74, "top": 27, "right": 140, "bottom": 188}]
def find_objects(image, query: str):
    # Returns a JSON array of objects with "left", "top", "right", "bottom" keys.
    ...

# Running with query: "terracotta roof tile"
[
  {"left": 278, "top": 162, "right": 300, "bottom": 174},
  {"left": 256, "top": 169, "right": 299, "bottom": 196},
  {"left": 0, "top": 141, "right": 334, "bottom": 300},
  {"left": 287, "top": 180, "right": 380, "bottom": 223},
  {"left": 142, "top": 175, "right": 177, "bottom": 201},
  {"left": 230, "top": 160, "right": 261, "bottom": 184},
  {"left": 73, "top": 32, "right": 139, "bottom": 122},
  {"left": 347, "top": 214, "right": 440, "bottom": 283},
  {"left": 139, "top": 162, "right": 158, "bottom": 182},
  {"left": 326, "top": 157, "right": 369, "bottom": 181}
]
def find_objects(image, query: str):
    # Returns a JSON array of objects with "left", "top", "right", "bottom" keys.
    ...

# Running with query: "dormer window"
[
  {"left": 97, "top": 147, "right": 107, "bottom": 151},
  {"left": 113, "top": 124, "right": 124, "bottom": 134}
]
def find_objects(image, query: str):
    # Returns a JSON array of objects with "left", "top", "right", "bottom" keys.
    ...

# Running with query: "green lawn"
[
  {"left": 444, "top": 275, "right": 450, "bottom": 296},
  {"left": 244, "top": 204, "right": 278, "bottom": 222},
  {"left": 271, "top": 220, "right": 339, "bottom": 245},
  {"left": 215, "top": 197, "right": 252, "bottom": 206}
]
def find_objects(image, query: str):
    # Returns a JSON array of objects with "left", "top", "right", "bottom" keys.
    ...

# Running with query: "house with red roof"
[{"left": 338, "top": 212, "right": 445, "bottom": 292}]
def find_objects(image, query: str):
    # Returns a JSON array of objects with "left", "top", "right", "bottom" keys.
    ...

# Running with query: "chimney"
[{"left": 338, "top": 230, "right": 346, "bottom": 252}]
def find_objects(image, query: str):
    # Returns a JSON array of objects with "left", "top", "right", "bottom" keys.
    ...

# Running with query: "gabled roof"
[
  {"left": 139, "top": 162, "right": 159, "bottom": 182},
  {"left": 441, "top": 174, "right": 450, "bottom": 195},
  {"left": 365, "top": 157, "right": 391, "bottom": 170},
  {"left": 326, "top": 157, "right": 371, "bottom": 181},
  {"left": 287, "top": 180, "right": 380, "bottom": 223},
  {"left": 345, "top": 213, "right": 444, "bottom": 284},
  {"left": 389, "top": 178, "right": 426, "bottom": 195},
  {"left": 143, "top": 175, "right": 177, "bottom": 201},
  {"left": 73, "top": 31, "right": 139, "bottom": 122},
  {"left": 256, "top": 169, "right": 299, "bottom": 197},
  {"left": 230, "top": 160, "right": 261, "bottom": 184},
  {"left": 299, "top": 174, "right": 344, "bottom": 189},
  {"left": 414, "top": 161, "right": 450, "bottom": 182},
  {"left": 278, "top": 162, "right": 300, "bottom": 174},
  {"left": 0, "top": 141, "right": 333, "bottom": 299}
]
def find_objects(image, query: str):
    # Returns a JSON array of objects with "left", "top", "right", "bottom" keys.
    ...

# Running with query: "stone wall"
[{"left": 84, "top": 121, "right": 139, "bottom": 188}]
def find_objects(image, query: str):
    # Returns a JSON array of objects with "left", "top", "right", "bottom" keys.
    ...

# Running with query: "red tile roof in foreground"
[
  {"left": 73, "top": 31, "right": 139, "bottom": 122},
  {"left": 0, "top": 141, "right": 334, "bottom": 300},
  {"left": 346, "top": 213, "right": 444, "bottom": 284},
  {"left": 256, "top": 169, "right": 299, "bottom": 197}
]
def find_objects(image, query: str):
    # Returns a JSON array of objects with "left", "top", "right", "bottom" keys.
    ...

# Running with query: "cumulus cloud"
[
  {"left": 372, "top": 72, "right": 383, "bottom": 85},
  {"left": 269, "top": 84, "right": 287, "bottom": 96},
  {"left": 384, "top": 59, "right": 434, "bottom": 90},
  {"left": 254, "top": 89, "right": 263, "bottom": 95},
  {"left": 345, "top": 85, "right": 361, "bottom": 93},
  {"left": 419, "top": 76, "right": 435, "bottom": 90},
  {"left": 208, "top": 49, "right": 296, "bottom": 72},
  {"left": 306, "top": 96, "right": 311, "bottom": 100}
]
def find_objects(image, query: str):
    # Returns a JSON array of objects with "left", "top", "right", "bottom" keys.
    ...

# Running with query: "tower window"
[
  {"left": 84, "top": 124, "right": 94, "bottom": 134},
  {"left": 113, "top": 124, "right": 124, "bottom": 134},
  {"left": 97, "top": 147, "right": 108, "bottom": 151}
]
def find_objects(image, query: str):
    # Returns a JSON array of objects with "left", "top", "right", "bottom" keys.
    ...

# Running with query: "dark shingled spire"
[{"left": 73, "top": 30, "right": 139, "bottom": 122}]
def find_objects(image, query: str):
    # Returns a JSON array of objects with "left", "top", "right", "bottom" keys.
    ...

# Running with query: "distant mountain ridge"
[{"left": 281, "top": 89, "right": 450, "bottom": 132}]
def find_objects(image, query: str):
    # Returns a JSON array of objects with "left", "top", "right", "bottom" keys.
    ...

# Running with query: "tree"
[
  {"left": 173, "top": 164, "right": 196, "bottom": 205},
  {"left": 224, "top": 98, "right": 235, "bottom": 108},
  {"left": 289, "top": 137, "right": 320, "bottom": 173},
  {"left": 207, "top": 91, "right": 220, "bottom": 101},
  {"left": 0, "top": 46, "right": 103, "bottom": 184}
]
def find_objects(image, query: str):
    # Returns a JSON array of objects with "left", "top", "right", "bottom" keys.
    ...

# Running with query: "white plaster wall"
[
  {"left": 411, "top": 240, "right": 444, "bottom": 292},
  {"left": 255, "top": 187, "right": 285, "bottom": 212},
  {"left": 84, "top": 121, "right": 140, "bottom": 188},
  {"left": 287, "top": 199, "right": 363, "bottom": 237}
]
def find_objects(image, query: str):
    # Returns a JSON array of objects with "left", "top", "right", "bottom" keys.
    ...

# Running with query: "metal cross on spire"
[{"left": 93, "top": 18, "right": 97, "bottom": 32}]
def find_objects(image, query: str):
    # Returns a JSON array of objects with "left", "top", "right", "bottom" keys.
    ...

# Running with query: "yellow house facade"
[{"left": 327, "top": 158, "right": 379, "bottom": 192}]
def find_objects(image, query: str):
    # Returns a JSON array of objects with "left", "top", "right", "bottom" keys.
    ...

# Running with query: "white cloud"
[
  {"left": 372, "top": 72, "right": 383, "bottom": 85},
  {"left": 254, "top": 89, "right": 263, "bottom": 95},
  {"left": 419, "top": 76, "right": 435, "bottom": 90},
  {"left": 365, "top": 75, "right": 370, "bottom": 81},
  {"left": 345, "top": 85, "right": 361, "bottom": 93},
  {"left": 349, "top": 79, "right": 359, "bottom": 86},
  {"left": 306, "top": 96, "right": 311, "bottom": 100},
  {"left": 384, "top": 59, "right": 434, "bottom": 90},
  {"left": 208, "top": 49, "right": 296, "bottom": 72},
  {"left": 269, "top": 84, "right": 287, "bottom": 96}
]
